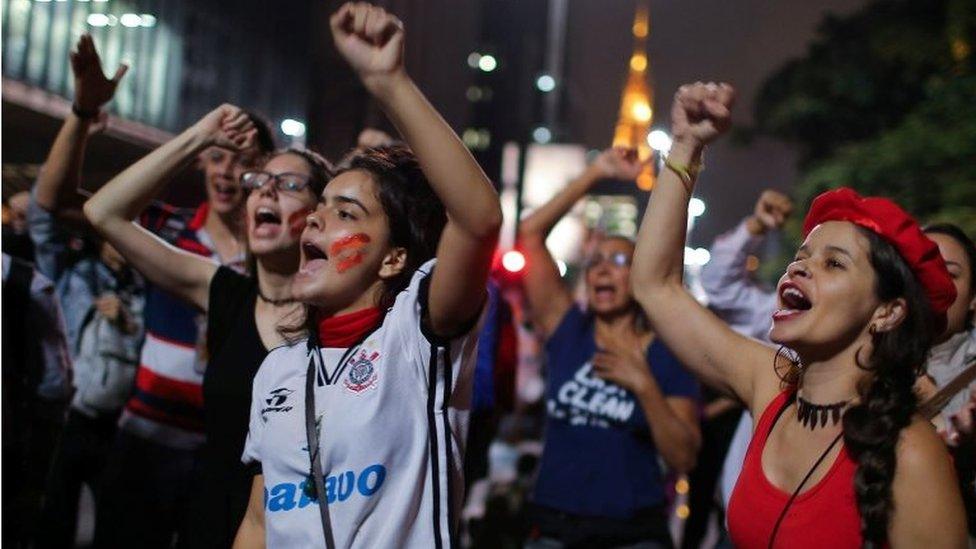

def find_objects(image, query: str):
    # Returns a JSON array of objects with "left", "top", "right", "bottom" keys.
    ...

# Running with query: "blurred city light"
[
  {"left": 280, "top": 119, "right": 306, "bottom": 138},
  {"left": 556, "top": 260, "right": 568, "bottom": 277},
  {"left": 631, "top": 100, "right": 651, "bottom": 123},
  {"left": 688, "top": 197, "right": 706, "bottom": 217},
  {"left": 87, "top": 13, "right": 110, "bottom": 26},
  {"left": 532, "top": 126, "right": 552, "bottom": 144},
  {"left": 630, "top": 53, "right": 647, "bottom": 72},
  {"left": 120, "top": 13, "right": 142, "bottom": 27},
  {"left": 502, "top": 251, "right": 526, "bottom": 273},
  {"left": 467, "top": 52, "right": 481, "bottom": 68},
  {"left": 536, "top": 74, "right": 556, "bottom": 92},
  {"left": 478, "top": 55, "right": 498, "bottom": 72},
  {"left": 647, "top": 129, "right": 672, "bottom": 152},
  {"left": 684, "top": 247, "right": 711, "bottom": 266}
]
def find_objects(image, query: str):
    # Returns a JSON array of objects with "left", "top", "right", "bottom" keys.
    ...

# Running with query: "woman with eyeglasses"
[
  {"left": 518, "top": 147, "right": 700, "bottom": 548},
  {"left": 84, "top": 109, "right": 333, "bottom": 548}
]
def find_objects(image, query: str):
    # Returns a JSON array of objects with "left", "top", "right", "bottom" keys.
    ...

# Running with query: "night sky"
[{"left": 561, "top": 0, "right": 868, "bottom": 246}]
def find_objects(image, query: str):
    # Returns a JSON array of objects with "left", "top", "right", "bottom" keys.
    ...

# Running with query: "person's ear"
[
  {"left": 870, "top": 297, "right": 907, "bottom": 334},
  {"left": 378, "top": 247, "right": 407, "bottom": 280}
]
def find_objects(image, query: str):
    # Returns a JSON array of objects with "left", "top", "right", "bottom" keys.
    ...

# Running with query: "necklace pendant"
[{"left": 797, "top": 395, "right": 848, "bottom": 430}]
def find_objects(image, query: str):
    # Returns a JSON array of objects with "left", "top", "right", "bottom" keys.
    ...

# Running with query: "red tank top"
[{"left": 727, "top": 390, "right": 864, "bottom": 548}]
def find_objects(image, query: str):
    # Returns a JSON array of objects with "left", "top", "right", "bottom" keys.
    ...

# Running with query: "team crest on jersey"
[{"left": 344, "top": 350, "right": 380, "bottom": 394}]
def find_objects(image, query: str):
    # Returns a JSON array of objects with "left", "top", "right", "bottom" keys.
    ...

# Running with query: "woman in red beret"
[{"left": 631, "top": 81, "right": 967, "bottom": 548}]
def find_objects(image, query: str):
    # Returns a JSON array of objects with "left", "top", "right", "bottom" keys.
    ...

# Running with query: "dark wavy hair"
[
  {"left": 840, "top": 228, "right": 936, "bottom": 547},
  {"left": 924, "top": 223, "right": 975, "bottom": 329},
  {"left": 337, "top": 145, "right": 447, "bottom": 309},
  {"left": 281, "top": 145, "right": 446, "bottom": 343}
]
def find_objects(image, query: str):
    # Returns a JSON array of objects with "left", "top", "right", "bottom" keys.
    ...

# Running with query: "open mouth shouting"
[
  {"left": 299, "top": 240, "right": 329, "bottom": 277},
  {"left": 592, "top": 283, "right": 618, "bottom": 302},
  {"left": 773, "top": 281, "right": 812, "bottom": 321},
  {"left": 252, "top": 206, "right": 282, "bottom": 238}
]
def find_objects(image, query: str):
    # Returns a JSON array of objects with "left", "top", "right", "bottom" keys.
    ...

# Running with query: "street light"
[
  {"left": 536, "top": 74, "right": 556, "bottom": 92},
  {"left": 280, "top": 119, "right": 306, "bottom": 138},
  {"left": 120, "top": 13, "right": 142, "bottom": 27},
  {"left": 502, "top": 251, "right": 526, "bottom": 273},
  {"left": 532, "top": 126, "right": 552, "bottom": 144},
  {"left": 647, "top": 129, "right": 672, "bottom": 153},
  {"left": 478, "top": 55, "right": 497, "bottom": 72}
]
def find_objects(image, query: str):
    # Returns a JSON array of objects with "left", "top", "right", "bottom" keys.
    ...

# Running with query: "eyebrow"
[
  {"left": 796, "top": 244, "right": 855, "bottom": 260},
  {"left": 333, "top": 195, "right": 370, "bottom": 215},
  {"left": 825, "top": 245, "right": 855, "bottom": 260}
]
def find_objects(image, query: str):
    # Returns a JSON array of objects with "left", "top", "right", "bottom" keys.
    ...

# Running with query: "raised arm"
[
  {"left": 83, "top": 106, "right": 256, "bottom": 311},
  {"left": 330, "top": 3, "right": 502, "bottom": 337},
  {"left": 699, "top": 189, "right": 792, "bottom": 341},
  {"left": 519, "top": 148, "right": 642, "bottom": 338},
  {"left": 34, "top": 34, "right": 126, "bottom": 220},
  {"left": 631, "top": 83, "right": 778, "bottom": 413}
]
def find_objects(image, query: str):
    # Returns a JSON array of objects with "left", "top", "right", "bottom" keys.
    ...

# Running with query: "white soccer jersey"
[{"left": 242, "top": 260, "right": 481, "bottom": 548}]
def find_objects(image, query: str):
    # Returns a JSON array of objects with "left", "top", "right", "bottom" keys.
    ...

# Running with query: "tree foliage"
[{"left": 753, "top": 0, "right": 976, "bottom": 236}]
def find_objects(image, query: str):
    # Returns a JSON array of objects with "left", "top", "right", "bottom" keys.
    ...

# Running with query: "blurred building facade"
[{"left": 2, "top": 0, "right": 313, "bottom": 199}]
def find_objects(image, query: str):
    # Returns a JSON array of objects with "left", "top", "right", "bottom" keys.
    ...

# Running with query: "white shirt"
[{"left": 243, "top": 260, "right": 482, "bottom": 548}]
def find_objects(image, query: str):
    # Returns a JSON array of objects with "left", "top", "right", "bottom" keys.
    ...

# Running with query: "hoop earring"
[{"left": 773, "top": 345, "right": 802, "bottom": 386}]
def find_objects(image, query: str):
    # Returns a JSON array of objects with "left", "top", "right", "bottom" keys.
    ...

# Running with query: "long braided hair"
[{"left": 841, "top": 228, "right": 935, "bottom": 546}]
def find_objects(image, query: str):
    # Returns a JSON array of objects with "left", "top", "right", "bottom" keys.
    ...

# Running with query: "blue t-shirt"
[{"left": 532, "top": 307, "right": 699, "bottom": 519}]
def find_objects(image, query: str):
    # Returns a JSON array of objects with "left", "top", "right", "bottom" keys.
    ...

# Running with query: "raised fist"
[
  {"left": 71, "top": 34, "right": 128, "bottom": 113},
  {"left": 591, "top": 147, "right": 643, "bottom": 181},
  {"left": 670, "top": 82, "right": 734, "bottom": 147},
  {"left": 330, "top": 3, "right": 405, "bottom": 87},
  {"left": 191, "top": 104, "right": 257, "bottom": 151},
  {"left": 746, "top": 189, "right": 794, "bottom": 235}
]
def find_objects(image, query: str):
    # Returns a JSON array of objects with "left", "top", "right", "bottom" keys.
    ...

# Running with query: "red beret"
[{"left": 802, "top": 187, "right": 956, "bottom": 333}]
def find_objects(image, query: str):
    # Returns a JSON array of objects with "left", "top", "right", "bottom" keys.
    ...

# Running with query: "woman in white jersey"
[{"left": 233, "top": 3, "right": 502, "bottom": 548}]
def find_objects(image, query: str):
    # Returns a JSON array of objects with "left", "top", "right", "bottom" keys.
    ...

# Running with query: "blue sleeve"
[
  {"left": 648, "top": 341, "right": 699, "bottom": 400},
  {"left": 27, "top": 189, "right": 70, "bottom": 283}
]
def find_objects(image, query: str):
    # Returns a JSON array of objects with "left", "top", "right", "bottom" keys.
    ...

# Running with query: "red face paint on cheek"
[
  {"left": 336, "top": 251, "right": 366, "bottom": 273},
  {"left": 287, "top": 209, "right": 310, "bottom": 239},
  {"left": 330, "top": 233, "right": 371, "bottom": 254},
  {"left": 330, "top": 233, "right": 371, "bottom": 274}
]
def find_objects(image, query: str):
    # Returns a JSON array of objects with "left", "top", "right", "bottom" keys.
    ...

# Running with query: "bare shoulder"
[
  {"left": 895, "top": 417, "right": 952, "bottom": 473},
  {"left": 889, "top": 418, "right": 967, "bottom": 547}
]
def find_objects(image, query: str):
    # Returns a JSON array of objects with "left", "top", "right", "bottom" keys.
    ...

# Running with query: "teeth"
[
  {"left": 257, "top": 207, "right": 275, "bottom": 215},
  {"left": 783, "top": 287, "right": 804, "bottom": 300}
]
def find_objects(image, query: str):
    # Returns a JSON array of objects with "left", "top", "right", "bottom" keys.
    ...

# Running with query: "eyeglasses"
[
  {"left": 585, "top": 251, "right": 631, "bottom": 270},
  {"left": 240, "top": 171, "right": 312, "bottom": 194}
]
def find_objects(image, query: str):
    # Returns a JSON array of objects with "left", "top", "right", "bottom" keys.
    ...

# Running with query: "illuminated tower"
[{"left": 612, "top": 1, "right": 655, "bottom": 190}]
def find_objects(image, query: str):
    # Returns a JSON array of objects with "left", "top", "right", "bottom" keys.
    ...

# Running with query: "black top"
[{"left": 184, "top": 267, "right": 266, "bottom": 548}]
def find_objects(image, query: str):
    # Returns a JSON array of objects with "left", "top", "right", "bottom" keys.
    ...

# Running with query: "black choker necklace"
[
  {"left": 257, "top": 289, "right": 297, "bottom": 307},
  {"left": 796, "top": 396, "right": 848, "bottom": 429}
]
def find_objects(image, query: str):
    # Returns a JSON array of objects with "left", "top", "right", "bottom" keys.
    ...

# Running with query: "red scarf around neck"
[{"left": 317, "top": 307, "right": 383, "bottom": 348}]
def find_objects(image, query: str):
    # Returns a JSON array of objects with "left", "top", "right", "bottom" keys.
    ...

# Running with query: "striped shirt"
[{"left": 119, "top": 202, "right": 245, "bottom": 449}]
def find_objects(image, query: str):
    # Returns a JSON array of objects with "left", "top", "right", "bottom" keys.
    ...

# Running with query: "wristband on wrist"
[
  {"left": 664, "top": 155, "right": 704, "bottom": 191},
  {"left": 71, "top": 103, "right": 100, "bottom": 120}
]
